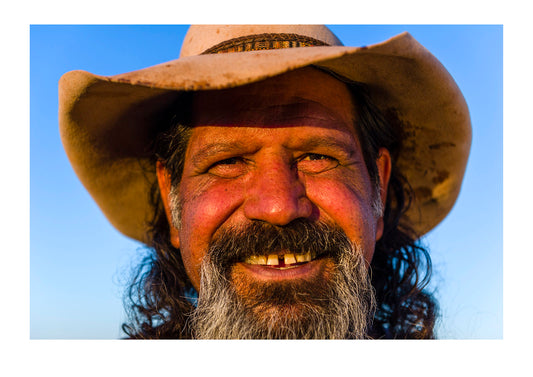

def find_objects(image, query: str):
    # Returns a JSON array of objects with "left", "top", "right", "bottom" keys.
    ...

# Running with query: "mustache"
[{"left": 206, "top": 219, "right": 352, "bottom": 271}]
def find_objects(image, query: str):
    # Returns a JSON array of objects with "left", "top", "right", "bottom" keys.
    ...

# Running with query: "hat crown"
[{"left": 180, "top": 25, "right": 343, "bottom": 57}]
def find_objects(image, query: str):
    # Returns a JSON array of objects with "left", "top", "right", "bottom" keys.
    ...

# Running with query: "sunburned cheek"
[
  {"left": 182, "top": 180, "right": 244, "bottom": 224},
  {"left": 187, "top": 197, "right": 229, "bottom": 228},
  {"left": 179, "top": 182, "right": 244, "bottom": 254},
  {"left": 176, "top": 181, "right": 245, "bottom": 290},
  {"left": 306, "top": 178, "right": 376, "bottom": 241}
]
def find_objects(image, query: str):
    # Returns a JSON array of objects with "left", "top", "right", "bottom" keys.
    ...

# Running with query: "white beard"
[{"left": 188, "top": 232, "right": 376, "bottom": 339}]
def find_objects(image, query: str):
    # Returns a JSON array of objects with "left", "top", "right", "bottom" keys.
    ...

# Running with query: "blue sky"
[{"left": 29, "top": 25, "right": 502, "bottom": 339}]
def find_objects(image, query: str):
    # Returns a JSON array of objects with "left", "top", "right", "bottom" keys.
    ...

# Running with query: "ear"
[
  {"left": 156, "top": 160, "right": 181, "bottom": 249},
  {"left": 374, "top": 148, "right": 391, "bottom": 241}
]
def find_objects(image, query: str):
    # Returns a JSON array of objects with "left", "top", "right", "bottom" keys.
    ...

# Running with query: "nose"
[{"left": 243, "top": 158, "right": 313, "bottom": 226}]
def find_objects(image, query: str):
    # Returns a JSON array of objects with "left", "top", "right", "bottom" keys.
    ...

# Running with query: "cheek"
[
  {"left": 305, "top": 177, "right": 378, "bottom": 262},
  {"left": 178, "top": 180, "right": 244, "bottom": 289}
]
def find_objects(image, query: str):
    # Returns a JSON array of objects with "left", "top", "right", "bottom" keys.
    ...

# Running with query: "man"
[{"left": 59, "top": 25, "right": 471, "bottom": 339}]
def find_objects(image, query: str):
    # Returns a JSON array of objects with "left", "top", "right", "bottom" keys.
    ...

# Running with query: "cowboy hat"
[{"left": 59, "top": 25, "right": 471, "bottom": 243}]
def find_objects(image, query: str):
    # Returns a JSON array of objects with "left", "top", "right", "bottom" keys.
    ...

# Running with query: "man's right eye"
[{"left": 207, "top": 157, "right": 247, "bottom": 178}]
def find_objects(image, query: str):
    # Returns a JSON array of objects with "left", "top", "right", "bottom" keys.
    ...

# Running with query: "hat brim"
[{"left": 59, "top": 31, "right": 471, "bottom": 243}]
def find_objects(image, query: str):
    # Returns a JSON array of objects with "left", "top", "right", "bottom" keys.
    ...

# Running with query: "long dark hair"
[
  {"left": 122, "top": 78, "right": 437, "bottom": 339},
  {"left": 350, "top": 86, "right": 437, "bottom": 339}
]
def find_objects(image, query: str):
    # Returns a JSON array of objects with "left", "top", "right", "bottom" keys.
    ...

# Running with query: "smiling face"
[{"left": 157, "top": 67, "right": 391, "bottom": 338}]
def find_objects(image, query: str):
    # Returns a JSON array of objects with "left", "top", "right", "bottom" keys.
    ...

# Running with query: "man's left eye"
[{"left": 296, "top": 153, "right": 339, "bottom": 174}]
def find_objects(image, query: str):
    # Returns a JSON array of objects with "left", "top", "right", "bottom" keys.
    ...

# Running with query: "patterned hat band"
[{"left": 201, "top": 33, "right": 330, "bottom": 54}]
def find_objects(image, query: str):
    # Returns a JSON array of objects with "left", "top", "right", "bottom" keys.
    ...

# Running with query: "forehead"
[{"left": 190, "top": 67, "right": 357, "bottom": 131}]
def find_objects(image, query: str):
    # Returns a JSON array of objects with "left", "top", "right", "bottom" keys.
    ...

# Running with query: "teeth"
[
  {"left": 284, "top": 253, "right": 296, "bottom": 264},
  {"left": 247, "top": 255, "right": 267, "bottom": 265},
  {"left": 296, "top": 252, "right": 312, "bottom": 263},
  {"left": 245, "top": 252, "right": 314, "bottom": 265},
  {"left": 266, "top": 254, "right": 279, "bottom": 266}
]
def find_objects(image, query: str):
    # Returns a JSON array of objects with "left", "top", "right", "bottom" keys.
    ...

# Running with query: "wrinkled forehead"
[{"left": 190, "top": 67, "right": 357, "bottom": 131}]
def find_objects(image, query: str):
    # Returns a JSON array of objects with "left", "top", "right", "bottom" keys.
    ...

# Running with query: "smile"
[{"left": 244, "top": 252, "right": 317, "bottom": 269}]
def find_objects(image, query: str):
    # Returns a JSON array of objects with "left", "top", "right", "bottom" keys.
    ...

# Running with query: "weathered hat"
[{"left": 59, "top": 25, "right": 471, "bottom": 243}]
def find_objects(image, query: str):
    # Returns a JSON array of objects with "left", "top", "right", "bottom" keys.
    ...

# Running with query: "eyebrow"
[
  {"left": 292, "top": 135, "right": 358, "bottom": 157},
  {"left": 190, "top": 141, "right": 250, "bottom": 166}
]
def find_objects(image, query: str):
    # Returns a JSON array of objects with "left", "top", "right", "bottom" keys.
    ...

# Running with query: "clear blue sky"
[{"left": 29, "top": 25, "right": 502, "bottom": 339}]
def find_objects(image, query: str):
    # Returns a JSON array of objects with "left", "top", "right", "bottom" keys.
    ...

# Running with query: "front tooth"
[
  {"left": 284, "top": 253, "right": 296, "bottom": 265},
  {"left": 267, "top": 254, "right": 280, "bottom": 266}
]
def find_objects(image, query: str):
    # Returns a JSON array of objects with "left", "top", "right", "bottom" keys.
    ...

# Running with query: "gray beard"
[{"left": 188, "top": 225, "right": 376, "bottom": 339}]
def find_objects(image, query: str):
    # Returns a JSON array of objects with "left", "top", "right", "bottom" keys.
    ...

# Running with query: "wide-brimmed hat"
[{"left": 59, "top": 25, "right": 471, "bottom": 243}]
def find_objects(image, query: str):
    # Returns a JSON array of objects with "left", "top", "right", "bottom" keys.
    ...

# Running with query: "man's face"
[{"left": 157, "top": 67, "right": 390, "bottom": 337}]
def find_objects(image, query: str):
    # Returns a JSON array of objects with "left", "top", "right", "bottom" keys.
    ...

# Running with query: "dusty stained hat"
[{"left": 59, "top": 25, "right": 471, "bottom": 243}]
